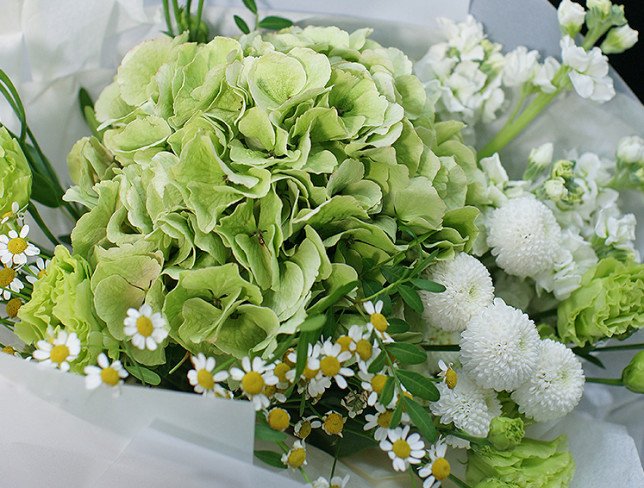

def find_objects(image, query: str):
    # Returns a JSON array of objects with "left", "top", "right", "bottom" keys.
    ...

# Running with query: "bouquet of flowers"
[{"left": 0, "top": 0, "right": 642, "bottom": 486}]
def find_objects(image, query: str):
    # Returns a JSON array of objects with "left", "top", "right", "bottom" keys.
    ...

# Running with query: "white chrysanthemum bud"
[
  {"left": 487, "top": 196, "right": 562, "bottom": 278},
  {"left": 512, "top": 339, "right": 585, "bottom": 422},
  {"left": 420, "top": 253, "right": 494, "bottom": 332},
  {"left": 502, "top": 46, "right": 539, "bottom": 87},
  {"left": 601, "top": 24, "right": 639, "bottom": 54},
  {"left": 558, "top": 0, "right": 586, "bottom": 37},
  {"left": 430, "top": 372, "right": 501, "bottom": 437},
  {"left": 460, "top": 298, "right": 541, "bottom": 391},
  {"left": 617, "top": 135, "right": 644, "bottom": 163}
]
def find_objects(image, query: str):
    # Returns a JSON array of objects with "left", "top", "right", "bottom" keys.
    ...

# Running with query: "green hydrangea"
[
  {"left": 557, "top": 257, "right": 644, "bottom": 346},
  {"left": 467, "top": 436, "right": 575, "bottom": 488},
  {"left": 59, "top": 26, "right": 485, "bottom": 358},
  {"left": 0, "top": 127, "right": 31, "bottom": 215}
]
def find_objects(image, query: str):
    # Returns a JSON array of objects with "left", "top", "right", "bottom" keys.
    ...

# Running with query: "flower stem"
[
  {"left": 586, "top": 377, "right": 623, "bottom": 386},
  {"left": 162, "top": 0, "right": 175, "bottom": 35},
  {"left": 28, "top": 203, "right": 61, "bottom": 247},
  {"left": 420, "top": 344, "right": 460, "bottom": 352},
  {"left": 449, "top": 474, "right": 473, "bottom": 488},
  {"left": 594, "top": 342, "right": 644, "bottom": 352}
]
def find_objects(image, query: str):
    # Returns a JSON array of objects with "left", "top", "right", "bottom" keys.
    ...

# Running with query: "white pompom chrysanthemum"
[
  {"left": 460, "top": 298, "right": 540, "bottom": 391},
  {"left": 430, "top": 372, "right": 501, "bottom": 437},
  {"left": 512, "top": 339, "right": 585, "bottom": 422},
  {"left": 420, "top": 253, "right": 494, "bottom": 332},
  {"left": 487, "top": 196, "right": 562, "bottom": 278}
]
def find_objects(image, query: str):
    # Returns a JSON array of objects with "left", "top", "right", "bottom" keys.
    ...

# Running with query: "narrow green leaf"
[
  {"left": 308, "top": 280, "right": 358, "bottom": 315},
  {"left": 403, "top": 397, "right": 437, "bottom": 443},
  {"left": 399, "top": 284, "right": 424, "bottom": 313},
  {"left": 381, "top": 265, "right": 405, "bottom": 284},
  {"left": 254, "top": 450, "right": 286, "bottom": 469},
  {"left": 396, "top": 370, "right": 440, "bottom": 401},
  {"left": 379, "top": 376, "right": 395, "bottom": 407},
  {"left": 255, "top": 422, "right": 287, "bottom": 442},
  {"left": 258, "top": 16, "right": 293, "bottom": 30},
  {"left": 367, "top": 350, "right": 387, "bottom": 374},
  {"left": 410, "top": 278, "right": 446, "bottom": 293},
  {"left": 242, "top": 0, "right": 258, "bottom": 14},
  {"left": 362, "top": 279, "right": 382, "bottom": 299},
  {"left": 387, "top": 343, "right": 427, "bottom": 365},
  {"left": 31, "top": 172, "right": 63, "bottom": 208},
  {"left": 299, "top": 314, "right": 326, "bottom": 333},
  {"left": 234, "top": 15, "right": 251, "bottom": 34},
  {"left": 388, "top": 318, "right": 410, "bottom": 334},
  {"left": 390, "top": 398, "right": 404, "bottom": 429},
  {"left": 124, "top": 364, "right": 161, "bottom": 385}
]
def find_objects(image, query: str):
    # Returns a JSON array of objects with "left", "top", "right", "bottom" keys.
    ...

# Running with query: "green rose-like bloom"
[
  {"left": 622, "top": 351, "right": 644, "bottom": 394},
  {"left": 0, "top": 127, "right": 31, "bottom": 215},
  {"left": 15, "top": 246, "right": 105, "bottom": 371},
  {"left": 487, "top": 416, "right": 525, "bottom": 450},
  {"left": 557, "top": 258, "right": 644, "bottom": 346},
  {"left": 467, "top": 436, "right": 575, "bottom": 488}
]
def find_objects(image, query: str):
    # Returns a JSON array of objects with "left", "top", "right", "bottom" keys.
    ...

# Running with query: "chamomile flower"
[
  {"left": 123, "top": 304, "right": 168, "bottom": 351},
  {"left": 318, "top": 340, "right": 354, "bottom": 389},
  {"left": 84, "top": 353, "right": 128, "bottom": 390},
  {"left": 33, "top": 329, "right": 81, "bottom": 372},
  {"left": 322, "top": 410, "right": 346, "bottom": 437},
  {"left": 272, "top": 360, "right": 293, "bottom": 389},
  {"left": 26, "top": 257, "right": 49, "bottom": 284},
  {"left": 230, "top": 356, "right": 278, "bottom": 410},
  {"left": 294, "top": 416, "right": 322, "bottom": 440},
  {"left": 266, "top": 407, "right": 291, "bottom": 432},
  {"left": 512, "top": 339, "right": 585, "bottom": 422},
  {"left": 364, "top": 403, "right": 409, "bottom": 441},
  {"left": 5, "top": 297, "right": 22, "bottom": 317},
  {"left": 0, "top": 202, "right": 24, "bottom": 224},
  {"left": 418, "top": 438, "right": 450, "bottom": 488},
  {"left": 359, "top": 368, "right": 392, "bottom": 407},
  {"left": 286, "top": 343, "right": 330, "bottom": 397},
  {"left": 0, "top": 225, "right": 39, "bottom": 266},
  {"left": 187, "top": 353, "right": 230, "bottom": 396},
  {"left": 380, "top": 425, "right": 425, "bottom": 472},
  {"left": 437, "top": 360, "right": 458, "bottom": 389},
  {"left": 341, "top": 390, "right": 369, "bottom": 418},
  {"left": 281, "top": 440, "right": 307, "bottom": 469},
  {"left": 364, "top": 300, "right": 393, "bottom": 342},
  {"left": 0, "top": 265, "right": 23, "bottom": 300},
  {"left": 309, "top": 475, "right": 350, "bottom": 488}
]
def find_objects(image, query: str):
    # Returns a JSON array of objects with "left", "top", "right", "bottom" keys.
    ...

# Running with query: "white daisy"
[
  {"left": 272, "top": 360, "right": 293, "bottom": 389},
  {"left": 0, "top": 202, "right": 25, "bottom": 224},
  {"left": 266, "top": 407, "right": 291, "bottom": 432},
  {"left": 364, "top": 300, "right": 393, "bottom": 343},
  {"left": 123, "top": 304, "right": 168, "bottom": 351},
  {"left": 26, "top": 257, "right": 49, "bottom": 285},
  {"left": 364, "top": 403, "right": 410, "bottom": 441},
  {"left": 317, "top": 340, "right": 354, "bottom": 389},
  {"left": 281, "top": 440, "right": 307, "bottom": 470},
  {"left": 512, "top": 339, "right": 585, "bottom": 422},
  {"left": 230, "top": 356, "right": 278, "bottom": 410},
  {"left": 84, "top": 353, "right": 128, "bottom": 390},
  {"left": 322, "top": 411, "right": 346, "bottom": 437},
  {"left": 0, "top": 265, "right": 24, "bottom": 300},
  {"left": 286, "top": 343, "right": 330, "bottom": 397},
  {"left": 187, "top": 353, "right": 230, "bottom": 397},
  {"left": 309, "top": 475, "right": 351, "bottom": 488},
  {"left": 418, "top": 438, "right": 450, "bottom": 488},
  {"left": 437, "top": 360, "right": 458, "bottom": 389},
  {"left": 0, "top": 225, "right": 39, "bottom": 266},
  {"left": 359, "top": 367, "right": 392, "bottom": 407},
  {"left": 33, "top": 329, "right": 81, "bottom": 372},
  {"left": 380, "top": 425, "right": 425, "bottom": 472},
  {"left": 294, "top": 416, "right": 322, "bottom": 440}
]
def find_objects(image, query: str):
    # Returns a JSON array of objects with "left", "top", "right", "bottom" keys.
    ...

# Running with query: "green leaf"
[
  {"left": 258, "top": 16, "right": 293, "bottom": 30},
  {"left": 242, "top": 0, "right": 257, "bottom": 14},
  {"left": 124, "top": 363, "right": 161, "bottom": 385},
  {"left": 255, "top": 422, "right": 287, "bottom": 442},
  {"left": 31, "top": 172, "right": 63, "bottom": 207},
  {"left": 234, "top": 15, "right": 251, "bottom": 34},
  {"left": 403, "top": 397, "right": 437, "bottom": 443},
  {"left": 299, "top": 314, "right": 326, "bottom": 333},
  {"left": 396, "top": 370, "right": 440, "bottom": 401},
  {"left": 379, "top": 376, "right": 395, "bottom": 407},
  {"left": 388, "top": 318, "right": 410, "bottom": 334},
  {"left": 308, "top": 280, "right": 358, "bottom": 315},
  {"left": 254, "top": 450, "right": 286, "bottom": 469},
  {"left": 381, "top": 265, "right": 405, "bottom": 284},
  {"left": 362, "top": 279, "right": 382, "bottom": 299},
  {"left": 367, "top": 350, "right": 387, "bottom": 374},
  {"left": 399, "top": 284, "right": 423, "bottom": 313},
  {"left": 387, "top": 343, "right": 427, "bottom": 365},
  {"left": 410, "top": 278, "right": 446, "bottom": 293},
  {"left": 390, "top": 399, "right": 404, "bottom": 429}
]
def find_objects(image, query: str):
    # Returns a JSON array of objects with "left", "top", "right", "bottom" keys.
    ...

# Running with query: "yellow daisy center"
[
  {"left": 7, "top": 237, "right": 28, "bottom": 255},
  {"left": 263, "top": 384, "right": 277, "bottom": 398},
  {"left": 0, "top": 266, "right": 16, "bottom": 287},
  {"left": 355, "top": 339, "right": 373, "bottom": 361},
  {"left": 371, "top": 374, "right": 387, "bottom": 393},
  {"left": 286, "top": 448, "right": 306, "bottom": 468},
  {"left": 432, "top": 457, "right": 451, "bottom": 480},
  {"left": 370, "top": 312, "right": 388, "bottom": 332},
  {"left": 241, "top": 371, "right": 265, "bottom": 395},
  {"left": 324, "top": 412, "right": 345, "bottom": 436},
  {"left": 2, "top": 345, "right": 16, "bottom": 355},
  {"left": 101, "top": 367, "right": 121, "bottom": 386},
  {"left": 1, "top": 211, "right": 13, "bottom": 220},
  {"left": 446, "top": 368, "right": 458, "bottom": 389},
  {"left": 377, "top": 410, "right": 393, "bottom": 428},
  {"left": 267, "top": 408, "right": 290, "bottom": 431},
  {"left": 50, "top": 344, "right": 70, "bottom": 365},
  {"left": 197, "top": 369, "right": 215, "bottom": 390},
  {"left": 392, "top": 439, "right": 411, "bottom": 459},
  {"left": 296, "top": 420, "right": 312, "bottom": 439},
  {"left": 320, "top": 356, "right": 341, "bottom": 377},
  {"left": 6, "top": 297, "right": 22, "bottom": 317},
  {"left": 303, "top": 366, "right": 319, "bottom": 380},
  {"left": 274, "top": 362, "right": 291, "bottom": 383},
  {"left": 136, "top": 316, "right": 154, "bottom": 337},
  {"left": 38, "top": 268, "right": 47, "bottom": 279},
  {"left": 282, "top": 349, "right": 295, "bottom": 367},
  {"left": 336, "top": 335, "right": 352, "bottom": 352}
]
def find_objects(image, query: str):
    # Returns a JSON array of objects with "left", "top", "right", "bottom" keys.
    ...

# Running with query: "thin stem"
[
  {"left": 594, "top": 342, "right": 644, "bottom": 352},
  {"left": 330, "top": 440, "right": 341, "bottom": 479},
  {"left": 449, "top": 474, "right": 473, "bottom": 488},
  {"left": 1, "top": 286, "right": 30, "bottom": 300},
  {"left": 195, "top": 0, "right": 205, "bottom": 33},
  {"left": 582, "top": 22, "right": 612, "bottom": 50},
  {"left": 530, "top": 308, "right": 558, "bottom": 322},
  {"left": 162, "top": 0, "right": 175, "bottom": 35},
  {"left": 421, "top": 344, "right": 460, "bottom": 352},
  {"left": 172, "top": 0, "right": 183, "bottom": 32},
  {"left": 28, "top": 203, "right": 61, "bottom": 247},
  {"left": 586, "top": 377, "right": 623, "bottom": 386},
  {"left": 408, "top": 468, "right": 419, "bottom": 487},
  {"left": 168, "top": 350, "right": 190, "bottom": 375},
  {"left": 507, "top": 88, "right": 530, "bottom": 124},
  {"left": 125, "top": 341, "right": 147, "bottom": 386}
]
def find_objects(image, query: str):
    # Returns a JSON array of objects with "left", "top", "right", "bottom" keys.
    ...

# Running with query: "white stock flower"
[
  {"left": 420, "top": 253, "right": 494, "bottom": 332},
  {"left": 601, "top": 25, "right": 639, "bottom": 54},
  {"left": 512, "top": 339, "right": 585, "bottom": 422},
  {"left": 529, "top": 142, "right": 554, "bottom": 168},
  {"left": 557, "top": 0, "right": 586, "bottom": 36},
  {"left": 533, "top": 56, "right": 561, "bottom": 93},
  {"left": 430, "top": 372, "right": 501, "bottom": 437},
  {"left": 587, "top": 0, "right": 611, "bottom": 16},
  {"left": 460, "top": 298, "right": 541, "bottom": 391},
  {"left": 502, "top": 46, "right": 539, "bottom": 87},
  {"left": 123, "top": 304, "right": 168, "bottom": 351},
  {"left": 561, "top": 36, "right": 615, "bottom": 102},
  {"left": 487, "top": 196, "right": 562, "bottom": 279},
  {"left": 616, "top": 135, "right": 644, "bottom": 163},
  {"left": 438, "top": 16, "right": 486, "bottom": 60},
  {"left": 595, "top": 208, "right": 637, "bottom": 252}
]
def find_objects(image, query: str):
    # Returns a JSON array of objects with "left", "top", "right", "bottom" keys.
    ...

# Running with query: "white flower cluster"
[
  {"left": 560, "top": 36, "right": 614, "bottom": 102},
  {"left": 415, "top": 16, "right": 505, "bottom": 128}
]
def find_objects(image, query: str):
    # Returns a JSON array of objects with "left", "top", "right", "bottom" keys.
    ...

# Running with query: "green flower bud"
[
  {"left": 487, "top": 416, "right": 525, "bottom": 450},
  {"left": 586, "top": 0, "right": 611, "bottom": 16},
  {"left": 551, "top": 159, "right": 575, "bottom": 179},
  {"left": 601, "top": 25, "right": 639, "bottom": 54},
  {"left": 0, "top": 127, "right": 32, "bottom": 216},
  {"left": 622, "top": 351, "right": 644, "bottom": 394}
]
